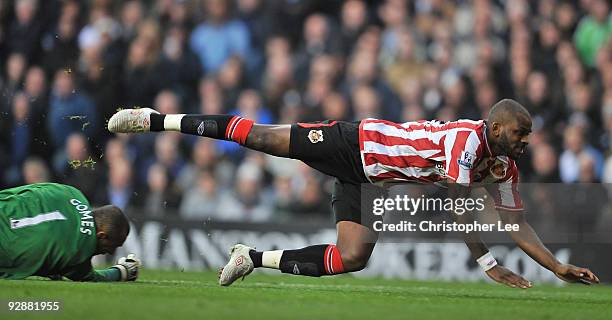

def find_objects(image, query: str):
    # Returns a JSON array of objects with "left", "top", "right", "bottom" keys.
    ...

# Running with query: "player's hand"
[
  {"left": 485, "top": 265, "right": 532, "bottom": 289},
  {"left": 113, "top": 253, "right": 141, "bottom": 281},
  {"left": 554, "top": 263, "right": 600, "bottom": 285}
]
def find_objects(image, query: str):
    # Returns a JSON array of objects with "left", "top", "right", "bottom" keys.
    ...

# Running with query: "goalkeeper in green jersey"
[{"left": 0, "top": 183, "right": 141, "bottom": 282}]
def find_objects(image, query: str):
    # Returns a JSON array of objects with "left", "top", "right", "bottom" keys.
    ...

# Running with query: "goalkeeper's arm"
[
  {"left": 88, "top": 268, "right": 123, "bottom": 282},
  {"left": 63, "top": 254, "right": 141, "bottom": 282}
]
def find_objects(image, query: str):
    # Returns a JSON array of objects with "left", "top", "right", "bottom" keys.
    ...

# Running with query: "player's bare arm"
[
  {"left": 448, "top": 181, "right": 532, "bottom": 289},
  {"left": 486, "top": 101, "right": 599, "bottom": 286},
  {"left": 497, "top": 209, "right": 600, "bottom": 285}
]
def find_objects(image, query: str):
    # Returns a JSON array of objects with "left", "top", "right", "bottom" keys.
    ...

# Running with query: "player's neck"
[{"left": 483, "top": 124, "right": 498, "bottom": 157}]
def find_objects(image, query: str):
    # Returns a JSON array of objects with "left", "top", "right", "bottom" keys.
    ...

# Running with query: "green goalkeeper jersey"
[{"left": 0, "top": 183, "right": 102, "bottom": 280}]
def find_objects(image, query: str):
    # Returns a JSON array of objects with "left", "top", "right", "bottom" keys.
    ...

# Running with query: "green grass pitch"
[{"left": 1, "top": 270, "right": 611, "bottom": 319}]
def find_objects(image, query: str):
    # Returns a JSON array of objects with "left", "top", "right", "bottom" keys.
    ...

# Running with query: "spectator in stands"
[
  {"left": 5, "top": 0, "right": 42, "bottom": 60},
  {"left": 218, "top": 56, "right": 246, "bottom": 108},
  {"left": 574, "top": 0, "right": 611, "bottom": 67},
  {"left": 3, "top": 92, "right": 48, "bottom": 185},
  {"left": 179, "top": 169, "right": 220, "bottom": 219},
  {"left": 23, "top": 66, "right": 48, "bottom": 120},
  {"left": 96, "top": 157, "right": 135, "bottom": 211},
  {"left": 339, "top": 0, "right": 368, "bottom": 55},
  {"left": 22, "top": 157, "right": 51, "bottom": 185},
  {"left": 342, "top": 49, "right": 401, "bottom": 120},
  {"left": 294, "top": 13, "right": 341, "bottom": 83},
  {"left": 560, "top": 125, "right": 604, "bottom": 182},
  {"left": 1, "top": 53, "right": 27, "bottom": 109},
  {"left": 159, "top": 24, "right": 202, "bottom": 106},
  {"left": 196, "top": 76, "right": 224, "bottom": 114},
  {"left": 321, "top": 92, "right": 349, "bottom": 121},
  {"left": 216, "top": 160, "right": 273, "bottom": 222},
  {"left": 473, "top": 81, "right": 498, "bottom": 119},
  {"left": 379, "top": 0, "right": 409, "bottom": 65},
  {"left": 121, "top": 25, "right": 164, "bottom": 106},
  {"left": 155, "top": 89, "right": 182, "bottom": 115},
  {"left": 384, "top": 27, "right": 426, "bottom": 93},
  {"left": 41, "top": 12, "right": 79, "bottom": 76},
  {"left": 260, "top": 36, "right": 295, "bottom": 116},
  {"left": 578, "top": 152, "right": 600, "bottom": 183},
  {"left": 53, "top": 132, "right": 99, "bottom": 199},
  {"left": 351, "top": 84, "right": 381, "bottom": 120},
  {"left": 530, "top": 142, "right": 561, "bottom": 183},
  {"left": 285, "top": 175, "right": 329, "bottom": 217},
  {"left": 144, "top": 163, "right": 181, "bottom": 218},
  {"left": 523, "top": 70, "right": 565, "bottom": 130},
  {"left": 190, "top": 0, "right": 251, "bottom": 74},
  {"left": 176, "top": 138, "right": 233, "bottom": 191},
  {"left": 140, "top": 132, "right": 185, "bottom": 185},
  {"left": 47, "top": 70, "right": 98, "bottom": 149},
  {"left": 75, "top": 11, "right": 122, "bottom": 124},
  {"left": 118, "top": 0, "right": 144, "bottom": 44},
  {"left": 235, "top": 0, "right": 272, "bottom": 75},
  {"left": 154, "top": 0, "right": 195, "bottom": 30}
]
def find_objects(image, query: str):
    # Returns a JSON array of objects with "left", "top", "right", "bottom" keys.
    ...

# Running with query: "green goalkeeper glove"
[{"left": 113, "top": 254, "right": 141, "bottom": 281}]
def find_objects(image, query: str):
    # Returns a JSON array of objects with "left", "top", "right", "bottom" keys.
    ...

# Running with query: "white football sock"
[
  {"left": 262, "top": 250, "right": 284, "bottom": 269},
  {"left": 163, "top": 114, "right": 186, "bottom": 131}
]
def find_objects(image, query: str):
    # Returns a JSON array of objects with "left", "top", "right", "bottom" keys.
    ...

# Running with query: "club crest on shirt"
[
  {"left": 434, "top": 162, "right": 446, "bottom": 176},
  {"left": 489, "top": 159, "right": 508, "bottom": 179},
  {"left": 308, "top": 130, "right": 324, "bottom": 143},
  {"left": 457, "top": 151, "right": 476, "bottom": 169}
]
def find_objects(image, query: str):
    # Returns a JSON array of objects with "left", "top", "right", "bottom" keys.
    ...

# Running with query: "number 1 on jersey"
[{"left": 10, "top": 211, "right": 66, "bottom": 229}]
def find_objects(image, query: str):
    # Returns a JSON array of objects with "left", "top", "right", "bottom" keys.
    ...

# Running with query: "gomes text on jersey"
[{"left": 70, "top": 198, "right": 95, "bottom": 235}]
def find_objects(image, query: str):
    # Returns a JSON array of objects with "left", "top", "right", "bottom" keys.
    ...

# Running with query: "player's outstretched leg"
[
  {"left": 108, "top": 109, "right": 291, "bottom": 157},
  {"left": 108, "top": 110, "right": 376, "bottom": 285},
  {"left": 218, "top": 221, "right": 376, "bottom": 286}
]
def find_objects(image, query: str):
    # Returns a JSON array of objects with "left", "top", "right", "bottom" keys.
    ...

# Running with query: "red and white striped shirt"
[{"left": 359, "top": 119, "right": 523, "bottom": 211}]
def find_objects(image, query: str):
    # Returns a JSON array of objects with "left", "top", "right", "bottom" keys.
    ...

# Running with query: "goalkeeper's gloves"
[{"left": 113, "top": 253, "right": 141, "bottom": 281}]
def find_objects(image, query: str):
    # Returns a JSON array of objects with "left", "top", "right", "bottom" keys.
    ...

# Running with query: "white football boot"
[
  {"left": 218, "top": 244, "right": 255, "bottom": 286},
  {"left": 107, "top": 108, "right": 159, "bottom": 133}
]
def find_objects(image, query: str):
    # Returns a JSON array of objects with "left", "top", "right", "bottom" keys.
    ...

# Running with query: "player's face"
[
  {"left": 95, "top": 231, "right": 128, "bottom": 255},
  {"left": 499, "top": 118, "right": 531, "bottom": 160}
]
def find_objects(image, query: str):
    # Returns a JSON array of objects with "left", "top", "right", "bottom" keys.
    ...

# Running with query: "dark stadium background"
[{"left": 0, "top": 0, "right": 611, "bottom": 283}]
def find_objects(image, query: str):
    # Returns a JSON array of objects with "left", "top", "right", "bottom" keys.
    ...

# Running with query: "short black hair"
[
  {"left": 488, "top": 98, "right": 531, "bottom": 124},
  {"left": 93, "top": 205, "right": 130, "bottom": 242}
]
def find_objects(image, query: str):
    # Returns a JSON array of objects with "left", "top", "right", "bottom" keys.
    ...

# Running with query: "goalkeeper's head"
[{"left": 92, "top": 205, "right": 131, "bottom": 255}]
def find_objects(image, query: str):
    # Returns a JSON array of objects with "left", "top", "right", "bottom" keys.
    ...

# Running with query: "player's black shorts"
[
  {"left": 289, "top": 120, "right": 383, "bottom": 226},
  {"left": 289, "top": 120, "right": 366, "bottom": 184}
]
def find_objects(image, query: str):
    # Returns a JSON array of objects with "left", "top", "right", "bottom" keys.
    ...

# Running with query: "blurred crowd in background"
[{"left": 0, "top": 0, "right": 611, "bottom": 222}]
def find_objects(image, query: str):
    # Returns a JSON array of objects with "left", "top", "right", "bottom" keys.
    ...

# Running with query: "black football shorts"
[{"left": 289, "top": 120, "right": 384, "bottom": 226}]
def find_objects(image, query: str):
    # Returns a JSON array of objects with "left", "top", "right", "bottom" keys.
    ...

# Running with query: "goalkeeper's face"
[
  {"left": 92, "top": 205, "right": 131, "bottom": 255},
  {"left": 95, "top": 229, "right": 129, "bottom": 255}
]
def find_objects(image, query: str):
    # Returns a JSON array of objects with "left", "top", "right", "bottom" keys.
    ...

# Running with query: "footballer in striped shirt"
[{"left": 108, "top": 98, "right": 599, "bottom": 288}]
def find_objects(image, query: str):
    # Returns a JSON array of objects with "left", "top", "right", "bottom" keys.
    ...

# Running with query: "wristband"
[
  {"left": 476, "top": 252, "right": 498, "bottom": 271},
  {"left": 112, "top": 265, "right": 128, "bottom": 281}
]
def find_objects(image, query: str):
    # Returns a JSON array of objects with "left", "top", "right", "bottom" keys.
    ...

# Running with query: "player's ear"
[
  {"left": 490, "top": 122, "right": 502, "bottom": 137},
  {"left": 96, "top": 231, "right": 108, "bottom": 240}
]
